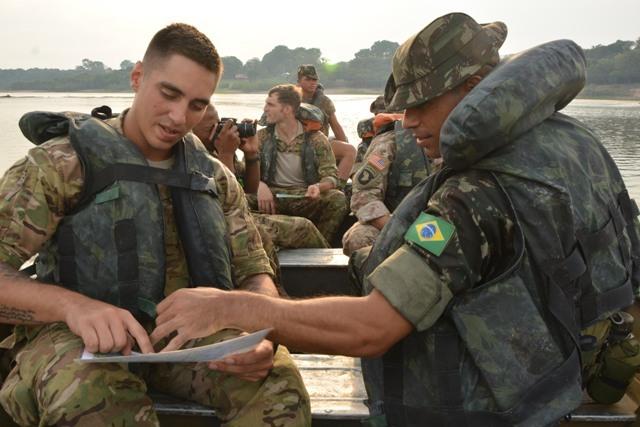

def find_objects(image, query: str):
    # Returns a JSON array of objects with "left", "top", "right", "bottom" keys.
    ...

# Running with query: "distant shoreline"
[{"left": 2, "top": 84, "right": 640, "bottom": 101}]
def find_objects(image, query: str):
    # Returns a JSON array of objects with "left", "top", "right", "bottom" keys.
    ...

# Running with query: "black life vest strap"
[{"left": 80, "top": 163, "right": 218, "bottom": 208}]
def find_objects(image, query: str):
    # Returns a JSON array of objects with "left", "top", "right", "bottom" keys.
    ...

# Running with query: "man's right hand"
[
  {"left": 257, "top": 181, "right": 276, "bottom": 214},
  {"left": 64, "top": 295, "right": 154, "bottom": 355},
  {"left": 214, "top": 120, "right": 241, "bottom": 158}
]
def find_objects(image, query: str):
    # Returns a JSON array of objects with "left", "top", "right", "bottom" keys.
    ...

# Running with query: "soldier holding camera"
[{"left": 193, "top": 104, "right": 330, "bottom": 249}]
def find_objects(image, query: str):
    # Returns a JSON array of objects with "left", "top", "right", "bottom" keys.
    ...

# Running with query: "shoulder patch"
[{"left": 404, "top": 212, "right": 455, "bottom": 256}]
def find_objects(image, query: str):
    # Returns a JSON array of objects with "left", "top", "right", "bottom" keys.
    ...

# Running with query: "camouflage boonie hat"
[
  {"left": 369, "top": 96, "right": 386, "bottom": 114},
  {"left": 357, "top": 118, "right": 375, "bottom": 138},
  {"left": 384, "top": 13, "right": 507, "bottom": 111},
  {"left": 297, "top": 64, "right": 319, "bottom": 80}
]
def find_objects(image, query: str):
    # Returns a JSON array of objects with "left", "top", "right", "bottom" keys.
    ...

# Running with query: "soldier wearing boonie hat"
[{"left": 296, "top": 63, "right": 354, "bottom": 188}]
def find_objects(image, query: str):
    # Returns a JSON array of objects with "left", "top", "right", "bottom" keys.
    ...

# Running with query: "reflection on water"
[{"left": 1, "top": 93, "right": 639, "bottom": 200}]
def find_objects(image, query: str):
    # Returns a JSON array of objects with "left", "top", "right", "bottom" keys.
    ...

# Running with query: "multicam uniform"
[
  {"left": 254, "top": 122, "right": 347, "bottom": 243},
  {"left": 0, "top": 114, "right": 310, "bottom": 427},
  {"left": 343, "top": 122, "right": 430, "bottom": 256}
]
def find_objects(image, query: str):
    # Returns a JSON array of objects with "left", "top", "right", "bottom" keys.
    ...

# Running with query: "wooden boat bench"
[{"left": 278, "top": 248, "right": 356, "bottom": 297}]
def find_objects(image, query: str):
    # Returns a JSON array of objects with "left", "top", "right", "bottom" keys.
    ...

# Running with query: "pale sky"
[{"left": 2, "top": 0, "right": 639, "bottom": 70}]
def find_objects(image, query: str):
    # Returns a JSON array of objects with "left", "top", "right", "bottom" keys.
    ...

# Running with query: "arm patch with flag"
[
  {"left": 368, "top": 154, "right": 387, "bottom": 171},
  {"left": 404, "top": 212, "right": 455, "bottom": 256}
]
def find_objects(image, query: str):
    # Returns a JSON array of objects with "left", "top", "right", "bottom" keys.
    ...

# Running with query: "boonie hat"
[
  {"left": 298, "top": 64, "right": 319, "bottom": 80},
  {"left": 384, "top": 13, "right": 507, "bottom": 111}
]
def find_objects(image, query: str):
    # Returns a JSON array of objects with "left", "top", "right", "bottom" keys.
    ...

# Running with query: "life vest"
[
  {"left": 260, "top": 103, "right": 323, "bottom": 186},
  {"left": 358, "top": 40, "right": 640, "bottom": 426},
  {"left": 20, "top": 110, "right": 234, "bottom": 320}
]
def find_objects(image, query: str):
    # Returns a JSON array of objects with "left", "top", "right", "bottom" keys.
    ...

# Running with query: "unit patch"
[
  {"left": 404, "top": 212, "right": 455, "bottom": 256},
  {"left": 357, "top": 166, "right": 375, "bottom": 185}
]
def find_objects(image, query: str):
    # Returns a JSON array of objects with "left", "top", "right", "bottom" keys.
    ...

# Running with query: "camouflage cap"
[
  {"left": 297, "top": 64, "right": 319, "bottom": 80},
  {"left": 369, "top": 96, "right": 386, "bottom": 114},
  {"left": 384, "top": 13, "right": 507, "bottom": 111}
]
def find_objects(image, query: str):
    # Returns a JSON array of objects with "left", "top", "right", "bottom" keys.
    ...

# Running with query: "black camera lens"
[{"left": 237, "top": 121, "right": 257, "bottom": 138}]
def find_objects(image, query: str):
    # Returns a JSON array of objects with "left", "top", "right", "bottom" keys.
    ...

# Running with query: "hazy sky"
[{"left": 2, "top": 0, "right": 639, "bottom": 70}]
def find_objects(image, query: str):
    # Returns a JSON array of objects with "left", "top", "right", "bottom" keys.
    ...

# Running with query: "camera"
[{"left": 215, "top": 118, "right": 257, "bottom": 140}]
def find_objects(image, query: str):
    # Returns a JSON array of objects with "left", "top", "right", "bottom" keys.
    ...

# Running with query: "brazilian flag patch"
[{"left": 404, "top": 212, "right": 455, "bottom": 256}]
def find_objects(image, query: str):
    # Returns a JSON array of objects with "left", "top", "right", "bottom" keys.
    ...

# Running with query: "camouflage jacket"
[
  {"left": 0, "top": 114, "right": 272, "bottom": 296},
  {"left": 358, "top": 40, "right": 640, "bottom": 426},
  {"left": 257, "top": 123, "right": 338, "bottom": 189},
  {"left": 350, "top": 122, "right": 430, "bottom": 222}
]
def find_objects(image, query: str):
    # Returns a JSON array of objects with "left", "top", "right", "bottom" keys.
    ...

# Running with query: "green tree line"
[{"left": 1, "top": 38, "right": 639, "bottom": 93}]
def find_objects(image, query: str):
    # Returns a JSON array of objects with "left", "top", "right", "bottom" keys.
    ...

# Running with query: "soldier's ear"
[{"left": 130, "top": 61, "right": 144, "bottom": 92}]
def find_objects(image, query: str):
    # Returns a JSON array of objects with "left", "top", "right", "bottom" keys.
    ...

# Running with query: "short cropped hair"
[
  {"left": 143, "top": 23, "right": 222, "bottom": 77},
  {"left": 268, "top": 84, "right": 301, "bottom": 111}
]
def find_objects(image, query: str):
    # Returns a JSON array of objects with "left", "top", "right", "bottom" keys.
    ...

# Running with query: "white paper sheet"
[{"left": 77, "top": 328, "right": 271, "bottom": 363}]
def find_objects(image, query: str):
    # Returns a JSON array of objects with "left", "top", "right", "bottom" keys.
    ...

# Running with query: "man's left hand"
[
  {"left": 208, "top": 338, "right": 274, "bottom": 382},
  {"left": 305, "top": 183, "right": 320, "bottom": 199}
]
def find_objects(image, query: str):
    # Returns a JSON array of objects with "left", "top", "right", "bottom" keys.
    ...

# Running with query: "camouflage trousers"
[
  {"left": 248, "top": 187, "right": 348, "bottom": 243},
  {"left": 0, "top": 323, "right": 311, "bottom": 427},
  {"left": 342, "top": 222, "right": 379, "bottom": 256},
  {"left": 253, "top": 213, "right": 329, "bottom": 249}
]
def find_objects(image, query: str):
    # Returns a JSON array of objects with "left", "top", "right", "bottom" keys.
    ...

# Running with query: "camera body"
[{"left": 216, "top": 118, "right": 257, "bottom": 139}]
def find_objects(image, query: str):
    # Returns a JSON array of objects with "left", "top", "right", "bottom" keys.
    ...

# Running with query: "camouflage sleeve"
[
  {"left": 0, "top": 138, "right": 82, "bottom": 269},
  {"left": 366, "top": 170, "right": 516, "bottom": 331},
  {"left": 310, "top": 132, "right": 339, "bottom": 188},
  {"left": 212, "top": 157, "right": 273, "bottom": 283},
  {"left": 350, "top": 131, "right": 396, "bottom": 222}
]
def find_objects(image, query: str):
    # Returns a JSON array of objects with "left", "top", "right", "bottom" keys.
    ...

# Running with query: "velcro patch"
[
  {"left": 95, "top": 185, "right": 120, "bottom": 204},
  {"left": 368, "top": 154, "right": 387, "bottom": 171},
  {"left": 404, "top": 212, "right": 455, "bottom": 256}
]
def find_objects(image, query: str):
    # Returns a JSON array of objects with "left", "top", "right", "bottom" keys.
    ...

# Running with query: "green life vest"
[
  {"left": 260, "top": 104, "right": 323, "bottom": 186},
  {"left": 21, "top": 111, "right": 234, "bottom": 320},
  {"left": 385, "top": 121, "right": 431, "bottom": 211},
  {"left": 358, "top": 40, "right": 640, "bottom": 427}
]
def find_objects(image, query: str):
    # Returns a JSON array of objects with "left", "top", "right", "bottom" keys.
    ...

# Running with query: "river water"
[{"left": 0, "top": 92, "right": 638, "bottom": 200}]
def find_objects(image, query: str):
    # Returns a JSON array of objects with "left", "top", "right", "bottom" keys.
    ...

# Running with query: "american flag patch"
[{"left": 368, "top": 154, "right": 387, "bottom": 171}]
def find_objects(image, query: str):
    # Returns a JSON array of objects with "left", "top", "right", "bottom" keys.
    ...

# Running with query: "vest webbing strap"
[
  {"left": 578, "top": 203, "right": 633, "bottom": 326},
  {"left": 435, "top": 321, "right": 464, "bottom": 410},
  {"left": 84, "top": 163, "right": 218, "bottom": 205}
]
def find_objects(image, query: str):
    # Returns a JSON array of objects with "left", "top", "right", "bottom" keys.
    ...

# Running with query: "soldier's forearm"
[
  {"left": 0, "top": 261, "right": 78, "bottom": 325},
  {"left": 239, "top": 273, "right": 279, "bottom": 298}
]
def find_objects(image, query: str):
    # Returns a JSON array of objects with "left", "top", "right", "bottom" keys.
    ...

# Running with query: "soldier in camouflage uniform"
[
  {"left": 297, "top": 65, "right": 356, "bottom": 188},
  {"left": 251, "top": 84, "right": 347, "bottom": 243},
  {"left": 145, "top": 13, "right": 640, "bottom": 427},
  {"left": 351, "top": 96, "right": 388, "bottom": 176},
  {"left": 343, "top": 113, "right": 431, "bottom": 256},
  {"left": 193, "top": 104, "right": 329, "bottom": 250},
  {"left": 0, "top": 24, "right": 310, "bottom": 427}
]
